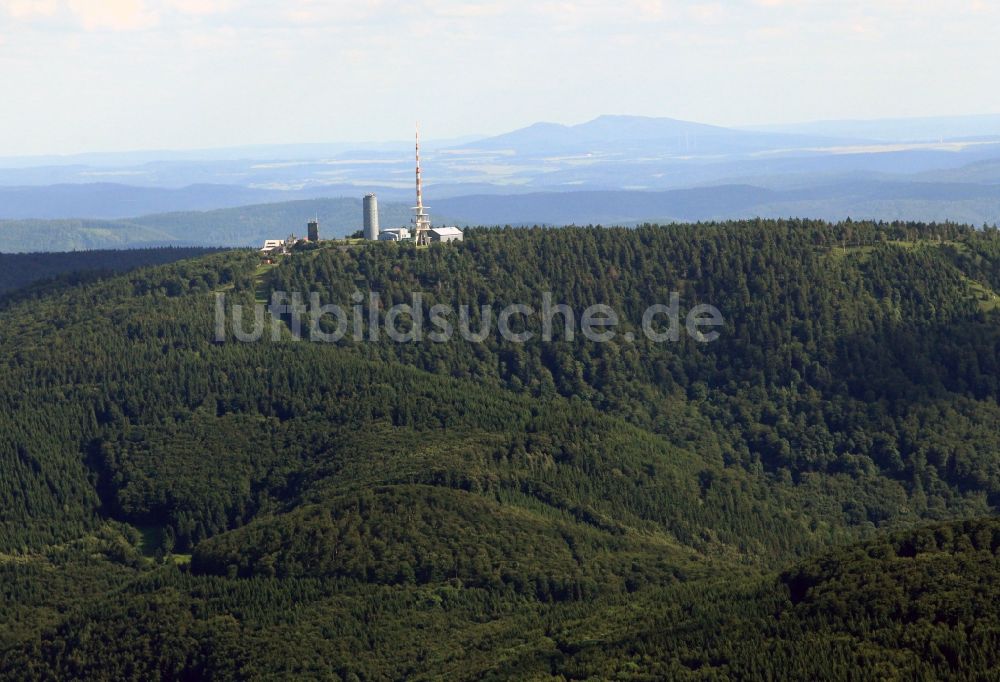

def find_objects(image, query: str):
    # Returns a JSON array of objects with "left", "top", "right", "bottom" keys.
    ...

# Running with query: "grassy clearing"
[
  {"left": 966, "top": 278, "right": 1000, "bottom": 312},
  {"left": 254, "top": 261, "right": 278, "bottom": 304}
]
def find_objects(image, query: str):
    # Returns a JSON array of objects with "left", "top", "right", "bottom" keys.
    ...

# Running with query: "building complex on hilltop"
[
  {"left": 370, "top": 126, "right": 462, "bottom": 244},
  {"left": 260, "top": 126, "right": 462, "bottom": 252}
]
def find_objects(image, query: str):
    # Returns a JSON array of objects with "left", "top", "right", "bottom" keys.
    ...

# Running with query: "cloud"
[
  {"left": 165, "top": 0, "right": 235, "bottom": 16},
  {"left": 4, "top": 0, "right": 59, "bottom": 18},
  {"left": 427, "top": 1, "right": 506, "bottom": 19},
  {"left": 0, "top": 0, "right": 232, "bottom": 31},
  {"left": 1, "top": 0, "right": 157, "bottom": 29},
  {"left": 686, "top": 3, "right": 727, "bottom": 23},
  {"left": 66, "top": 0, "right": 157, "bottom": 30}
]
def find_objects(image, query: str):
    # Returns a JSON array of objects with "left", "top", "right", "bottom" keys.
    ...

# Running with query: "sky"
[{"left": 0, "top": 0, "right": 998, "bottom": 156}]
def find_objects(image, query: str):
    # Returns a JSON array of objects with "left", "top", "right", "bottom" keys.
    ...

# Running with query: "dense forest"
[
  {"left": 0, "top": 247, "right": 223, "bottom": 295},
  {"left": 1, "top": 220, "right": 999, "bottom": 679}
]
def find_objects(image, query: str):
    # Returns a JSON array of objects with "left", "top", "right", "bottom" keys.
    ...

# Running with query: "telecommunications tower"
[{"left": 412, "top": 125, "right": 432, "bottom": 246}]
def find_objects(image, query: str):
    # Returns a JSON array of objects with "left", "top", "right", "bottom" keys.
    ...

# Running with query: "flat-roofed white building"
[
  {"left": 428, "top": 226, "right": 464, "bottom": 243},
  {"left": 378, "top": 228, "right": 410, "bottom": 242}
]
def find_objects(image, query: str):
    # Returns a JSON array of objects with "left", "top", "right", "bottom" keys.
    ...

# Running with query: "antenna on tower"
[
  {"left": 412, "top": 122, "right": 431, "bottom": 246},
  {"left": 415, "top": 122, "right": 423, "bottom": 212}
]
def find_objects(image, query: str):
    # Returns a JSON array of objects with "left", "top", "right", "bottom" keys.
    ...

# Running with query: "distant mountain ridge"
[
  {"left": 0, "top": 198, "right": 428, "bottom": 253},
  {"left": 4, "top": 180, "right": 1000, "bottom": 253},
  {"left": 3, "top": 113, "right": 1000, "bottom": 249},
  {"left": 462, "top": 115, "right": 732, "bottom": 148},
  {"left": 433, "top": 181, "right": 1000, "bottom": 226},
  {"left": 0, "top": 183, "right": 346, "bottom": 220},
  {"left": 745, "top": 113, "right": 1000, "bottom": 143},
  {"left": 453, "top": 114, "right": 850, "bottom": 156}
]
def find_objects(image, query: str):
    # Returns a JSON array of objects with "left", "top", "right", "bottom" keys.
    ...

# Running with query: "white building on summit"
[
  {"left": 428, "top": 226, "right": 463, "bottom": 243},
  {"left": 378, "top": 228, "right": 410, "bottom": 242}
]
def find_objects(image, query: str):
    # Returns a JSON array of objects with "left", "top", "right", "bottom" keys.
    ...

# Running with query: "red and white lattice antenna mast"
[
  {"left": 413, "top": 123, "right": 431, "bottom": 245},
  {"left": 416, "top": 124, "right": 424, "bottom": 211}
]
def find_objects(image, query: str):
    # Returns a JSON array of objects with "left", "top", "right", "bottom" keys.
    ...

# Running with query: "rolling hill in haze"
[
  {"left": 452, "top": 114, "right": 851, "bottom": 156},
  {"left": 4, "top": 177, "right": 1000, "bottom": 253},
  {"left": 4, "top": 114, "right": 1000, "bottom": 246},
  {"left": 744, "top": 113, "right": 1000, "bottom": 143},
  {"left": 2, "top": 113, "right": 1000, "bottom": 256},
  {"left": 0, "top": 182, "right": 353, "bottom": 220},
  {"left": 0, "top": 198, "right": 423, "bottom": 253},
  {"left": 434, "top": 180, "right": 1000, "bottom": 226},
  {"left": 2, "top": 221, "right": 1000, "bottom": 678}
]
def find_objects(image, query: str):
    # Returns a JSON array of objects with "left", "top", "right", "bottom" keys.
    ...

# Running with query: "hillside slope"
[{"left": 1, "top": 221, "right": 999, "bottom": 678}]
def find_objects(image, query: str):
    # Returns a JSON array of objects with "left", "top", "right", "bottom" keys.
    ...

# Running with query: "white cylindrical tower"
[{"left": 363, "top": 193, "right": 380, "bottom": 240}]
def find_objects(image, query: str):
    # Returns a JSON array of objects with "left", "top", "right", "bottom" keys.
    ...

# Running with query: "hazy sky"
[{"left": 1, "top": 0, "right": 998, "bottom": 156}]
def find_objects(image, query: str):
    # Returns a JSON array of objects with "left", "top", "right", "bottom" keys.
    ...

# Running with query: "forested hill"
[
  {"left": 0, "top": 247, "right": 224, "bottom": 295},
  {"left": 1, "top": 220, "right": 1000, "bottom": 679}
]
